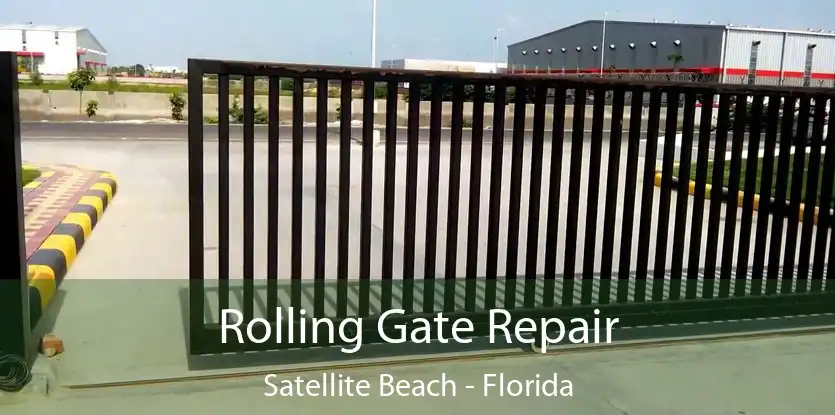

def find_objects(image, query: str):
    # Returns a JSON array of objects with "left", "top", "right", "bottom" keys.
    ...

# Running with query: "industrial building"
[
  {"left": 0, "top": 23, "right": 108, "bottom": 75},
  {"left": 380, "top": 58, "right": 507, "bottom": 74},
  {"left": 508, "top": 20, "right": 835, "bottom": 87}
]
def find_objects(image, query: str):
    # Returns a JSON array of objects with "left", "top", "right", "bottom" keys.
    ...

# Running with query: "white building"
[
  {"left": 380, "top": 58, "right": 507, "bottom": 74},
  {"left": 0, "top": 23, "right": 108, "bottom": 75}
]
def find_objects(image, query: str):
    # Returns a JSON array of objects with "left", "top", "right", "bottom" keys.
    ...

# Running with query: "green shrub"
[
  {"left": 169, "top": 92, "right": 186, "bottom": 121},
  {"left": 85, "top": 100, "right": 99, "bottom": 118}
]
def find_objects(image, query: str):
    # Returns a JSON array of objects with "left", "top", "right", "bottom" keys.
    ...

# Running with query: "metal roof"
[
  {"left": 0, "top": 23, "right": 85, "bottom": 32},
  {"left": 510, "top": 20, "right": 835, "bottom": 47}
]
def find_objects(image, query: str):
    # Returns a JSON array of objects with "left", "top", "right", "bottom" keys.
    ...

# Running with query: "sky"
[{"left": 4, "top": 0, "right": 835, "bottom": 67}]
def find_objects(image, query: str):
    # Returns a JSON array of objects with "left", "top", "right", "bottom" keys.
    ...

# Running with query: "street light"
[
  {"left": 493, "top": 28, "right": 505, "bottom": 73},
  {"left": 521, "top": 50, "right": 528, "bottom": 73},
  {"left": 371, "top": 0, "right": 377, "bottom": 67},
  {"left": 599, "top": 10, "right": 619, "bottom": 75}
]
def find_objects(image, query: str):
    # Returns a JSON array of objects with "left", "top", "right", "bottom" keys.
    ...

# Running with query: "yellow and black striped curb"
[
  {"left": 22, "top": 163, "right": 53, "bottom": 192},
  {"left": 653, "top": 171, "right": 824, "bottom": 225},
  {"left": 27, "top": 170, "right": 118, "bottom": 324}
]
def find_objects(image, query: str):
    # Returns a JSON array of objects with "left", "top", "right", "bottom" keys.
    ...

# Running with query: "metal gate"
[{"left": 186, "top": 59, "right": 835, "bottom": 355}]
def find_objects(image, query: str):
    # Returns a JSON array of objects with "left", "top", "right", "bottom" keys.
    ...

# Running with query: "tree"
[
  {"left": 29, "top": 71, "right": 43, "bottom": 87},
  {"left": 67, "top": 68, "right": 96, "bottom": 114},
  {"left": 667, "top": 53, "right": 684, "bottom": 73}
]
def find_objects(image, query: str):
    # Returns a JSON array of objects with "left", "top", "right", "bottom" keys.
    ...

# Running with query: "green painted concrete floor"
[
  {"left": 5, "top": 331, "right": 835, "bottom": 414},
  {"left": 8, "top": 140, "right": 835, "bottom": 413}
]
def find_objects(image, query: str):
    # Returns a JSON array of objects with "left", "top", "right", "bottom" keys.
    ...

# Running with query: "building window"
[
  {"left": 747, "top": 42, "right": 759, "bottom": 85},
  {"left": 803, "top": 45, "right": 815, "bottom": 87},
  {"left": 21, "top": 30, "right": 27, "bottom": 44}
]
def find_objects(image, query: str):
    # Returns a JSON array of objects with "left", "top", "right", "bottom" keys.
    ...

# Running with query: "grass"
[
  {"left": 21, "top": 167, "right": 40, "bottom": 187},
  {"left": 677, "top": 154, "right": 835, "bottom": 208},
  {"left": 18, "top": 81, "right": 386, "bottom": 98}
]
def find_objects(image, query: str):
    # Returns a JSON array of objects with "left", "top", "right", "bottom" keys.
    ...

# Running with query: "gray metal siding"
[{"left": 508, "top": 21, "right": 724, "bottom": 72}]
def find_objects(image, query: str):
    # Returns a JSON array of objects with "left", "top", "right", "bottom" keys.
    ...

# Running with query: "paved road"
[
  {"left": 21, "top": 137, "right": 818, "bottom": 295},
  {"left": 21, "top": 121, "right": 634, "bottom": 143}
]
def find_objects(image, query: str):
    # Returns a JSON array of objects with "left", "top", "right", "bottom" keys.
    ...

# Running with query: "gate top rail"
[{"left": 189, "top": 58, "right": 835, "bottom": 97}]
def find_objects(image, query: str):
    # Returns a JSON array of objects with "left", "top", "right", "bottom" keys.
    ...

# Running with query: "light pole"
[
  {"left": 371, "top": 0, "right": 377, "bottom": 68},
  {"left": 599, "top": 10, "right": 619, "bottom": 76},
  {"left": 367, "top": 0, "right": 380, "bottom": 145},
  {"left": 493, "top": 28, "right": 505, "bottom": 73}
]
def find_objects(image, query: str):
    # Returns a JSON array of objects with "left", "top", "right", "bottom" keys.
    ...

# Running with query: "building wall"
[
  {"left": 0, "top": 28, "right": 81, "bottom": 74},
  {"left": 380, "top": 58, "right": 504, "bottom": 73},
  {"left": 0, "top": 26, "right": 107, "bottom": 75},
  {"left": 723, "top": 29, "right": 835, "bottom": 87},
  {"left": 508, "top": 21, "right": 725, "bottom": 73},
  {"left": 76, "top": 29, "right": 107, "bottom": 72}
]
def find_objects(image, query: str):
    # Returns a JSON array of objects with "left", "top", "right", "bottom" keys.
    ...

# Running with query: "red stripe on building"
[
  {"left": 15, "top": 51, "right": 45, "bottom": 57},
  {"left": 508, "top": 67, "right": 835, "bottom": 80}
]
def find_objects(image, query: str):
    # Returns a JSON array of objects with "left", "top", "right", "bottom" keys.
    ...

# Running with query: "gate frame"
[
  {"left": 0, "top": 52, "right": 35, "bottom": 365},
  {"left": 186, "top": 58, "right": 835, "bottom": 356}
]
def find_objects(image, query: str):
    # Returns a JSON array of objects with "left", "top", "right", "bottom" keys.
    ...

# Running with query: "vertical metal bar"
[
  {"left": 266, "top": 76, "right": 279, "bottom": 322},
  {"left": 187, "top": 59, "right": 205, "bottom": 353},
  {"left": 561, "top": 87, "right": 587, "bottom": 307},
  {"left": 524, "top": 81, "right": 547, "bottom": 308},
  {"left": 217, "top": 74, "right": 230, "bottom": 322},
  {"left": 734, "top": 95, "right": 764, "bottom": 297},
  {"left": 242, "top": 76, "right": 255, "bottom": 322},
  {"left": 767, "top": 97, "right": 796, "bottom": 295},
  {"left": 617, "top": 90, "right": 645, "bottom": 304},
  {"left": 718, "top": 94, "right": 747, "bottom": 298},
  {"left": 359, "top": 80, "right": 375, "bottom": 317},
  {"left": 598, "top": 88, "right": 626, "bottom": 304},
  {"left": 485, "top": 83, "right": 507, "bottom": 310},
  {"left": 813, "top": 98, "right": 835, "bottom": 292},
  {"left": 668, "top": 91, "right": 697, "bottom": 301},
  {"left": 634, "top": 89, "right": 663, "bottom": 303},
  {"left": 465, "top": 83, "right": 486, "bottom": 312},
  {"left": 505, "top": 82, "right": 527, "bottom": 309},
  {"left": 750, "top": 94, "right": 781, "bottom": 296},
  {"left": 652, "top": 90, "right": 680, "bottom": 302},
  {"left": 581, "top": 87, "right": 606, "bottom": 305},
  {"left": 542, "top": 88, "right": 567, "bottom": 308},
  {"left": 314, "top": 78, "right": 328, "bottom": 317},
  {"left": 382, "top": 80, "right": 397, "bottom": 311},
  {"left": 685, "top": 93, "right": 715, "bottom": 300},
  {"left": 781, "top": 96, "right": 810, "bottom": 294},
  {"left": 337, "top": 79, "right": 353, "bottom": 317},
  {"left": 402, "top": 81, "right": 421, "bottom": 314},
  {"left": 423, "top": 79, "right": 443, "bottom": 314},
  {"left": 796, "top": 95, "right": 826, "bottom": 292},
  {"left": 0, "top": 51, "right": 32, "bottom": 363},
  {"left": 702, "top": 94, "right": 733, "bottom": 299},
  {"left": 444, "top": 80, "right": 465, "bottom": 312},
  {"left": 291, "top": 78, "right": 304, "bottom": 309}
]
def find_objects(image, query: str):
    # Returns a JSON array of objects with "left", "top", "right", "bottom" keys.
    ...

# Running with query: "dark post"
[{"left": 0, "top": 52, "right": 32, "bottom": 363}]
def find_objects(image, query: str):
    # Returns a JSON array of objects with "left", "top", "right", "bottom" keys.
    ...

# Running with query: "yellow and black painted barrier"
[
  {"left": 26, "top": 171, "right": 118, "bottom": 324},
  {"left": 654, "top": 171, "right": 826, "bottom": 225}
]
